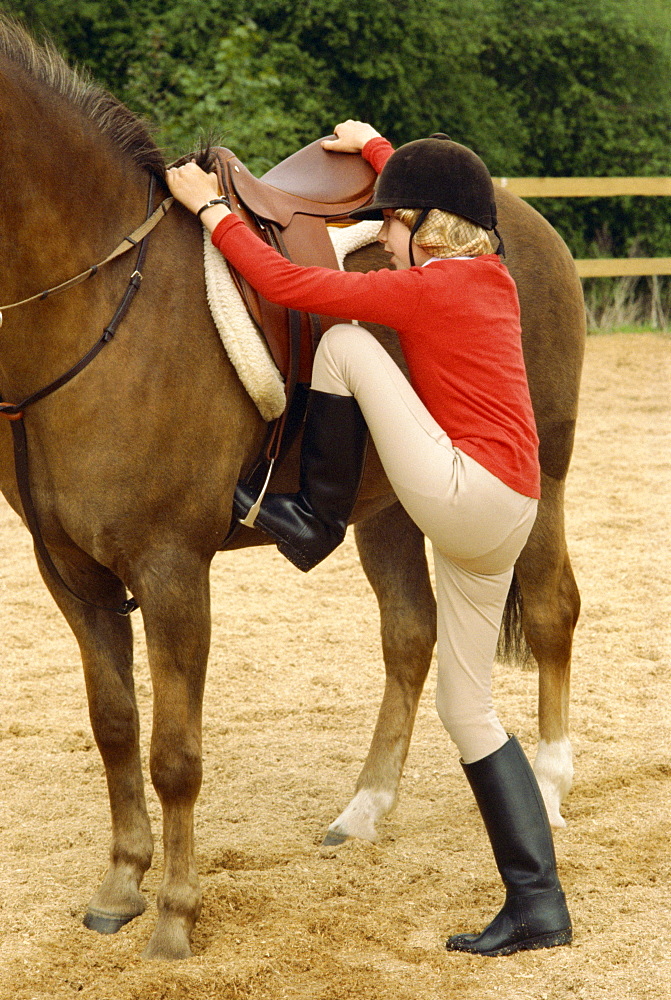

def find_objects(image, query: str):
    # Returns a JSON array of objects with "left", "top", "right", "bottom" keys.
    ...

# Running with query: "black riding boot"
[
  {"left": 446, "top": 735, "right": 572, "bottom": 957},
  {"left": 233, "top": 390, "right": 368, "bottom": 572}
]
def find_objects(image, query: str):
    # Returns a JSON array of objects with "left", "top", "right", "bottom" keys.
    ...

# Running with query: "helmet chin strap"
[
  {"left": 493, "top": 226, "right": 506, "bottom": 257},
  {"left": 408, "top": 208, "right": 431, "bottom": 266}
]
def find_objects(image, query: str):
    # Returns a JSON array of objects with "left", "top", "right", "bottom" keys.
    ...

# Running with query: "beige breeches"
[{"left": 312, "top": 324, "right": 538, "bottom": 763}]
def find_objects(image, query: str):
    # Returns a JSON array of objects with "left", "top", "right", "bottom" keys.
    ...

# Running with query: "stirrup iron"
[{"left": 238, "top": 458, "right": 275, "bottom": 528}]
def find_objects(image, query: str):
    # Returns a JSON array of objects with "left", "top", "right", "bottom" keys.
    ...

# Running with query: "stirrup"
[{"left": 237, "top": 459, "right": 275, "bottom": 528}]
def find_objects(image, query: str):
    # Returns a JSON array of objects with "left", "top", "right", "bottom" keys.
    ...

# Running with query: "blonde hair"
[{"left": 394, "top": 208, "right": 493, "bottom": 258}]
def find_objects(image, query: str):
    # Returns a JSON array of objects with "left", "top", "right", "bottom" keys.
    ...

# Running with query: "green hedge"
[{"left": 6, "top": 0, "right": 671, "bottom": 262}]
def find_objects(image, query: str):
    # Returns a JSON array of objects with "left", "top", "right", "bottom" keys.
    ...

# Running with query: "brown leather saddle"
[
  {"left": 213, "top": 137, "right": 376, "bottom": 395},
  {"left": 211, "top": 138, "right": 377, "bottom": 545}
]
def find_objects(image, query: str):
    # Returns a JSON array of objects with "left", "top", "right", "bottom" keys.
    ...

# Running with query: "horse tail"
[{"left": 496, "top": 570, "right": 535, "bottom": 668}]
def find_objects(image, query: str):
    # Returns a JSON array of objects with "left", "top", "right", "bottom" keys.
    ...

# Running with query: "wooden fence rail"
[{"left": 492, "top": 176, "right": 671, "bottom": 277}]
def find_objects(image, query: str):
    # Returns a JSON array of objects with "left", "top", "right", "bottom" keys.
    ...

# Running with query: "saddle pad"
[
  {"left": 203, "top": 226, "right": 286, "bottom": 422},
  {"left": 328, "top": 221, "right": 381, "bottom": 269},
  {"left": 202, "top": 221, "right": 380, "bottom": 420}
]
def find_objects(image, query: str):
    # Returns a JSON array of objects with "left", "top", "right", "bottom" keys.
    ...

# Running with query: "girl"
[{"left": 166, "top": 121, "right": 572, "bottom": 957}]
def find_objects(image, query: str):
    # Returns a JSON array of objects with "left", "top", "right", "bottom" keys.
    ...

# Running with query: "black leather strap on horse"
[
  {"left": 0, "top": 188, "right": 172, "bottom": 328},
  {"left": 263, "top": 222, "right": 304, "bottom": 457},
  {"left": 0, "top": 175, "right": 166, "bottom": 616}
]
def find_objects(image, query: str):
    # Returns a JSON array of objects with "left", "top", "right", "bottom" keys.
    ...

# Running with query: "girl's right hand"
[{"left": 321, "top": 120, "right": 381, "bottom": 154}]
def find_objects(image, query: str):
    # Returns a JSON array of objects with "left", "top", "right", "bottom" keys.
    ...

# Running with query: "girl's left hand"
[
  {"left": 166, "top": 162, "right": 221, "bottom": 215},
  {"left": 322, "top": 120, "right": 381, "bottom": 154}
]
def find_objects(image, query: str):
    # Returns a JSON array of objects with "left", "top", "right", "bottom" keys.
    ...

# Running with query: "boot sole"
[
  {"left": 446, "top": 926, "right": 572, "bottom": 957},
  {"left": 235, "top": 510, "right": 317, "bottom": 572},
  {"left": 276, "top": 538, "right": 320, "bottom": 573}
]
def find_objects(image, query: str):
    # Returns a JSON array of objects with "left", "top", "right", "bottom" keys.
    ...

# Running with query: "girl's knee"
[
  {"left": 320, "top": 322, "right": 372, "bottom": 360},
  {"left": 314, "top": 323, "right": 380, "bottom": 395}
]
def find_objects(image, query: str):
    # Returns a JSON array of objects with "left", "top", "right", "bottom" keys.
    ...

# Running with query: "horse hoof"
[
  {"left": 142, "top": 914, "right": 194, "bottom": 960},
  {"left": 83, "top": 908, "right": 138, "bottom": 935},
  {"left": 142, "top": 937, "right": 192, "bottom": 961},
  {"left": 321, "top": 828, "right": 349, "bottom": 848}
]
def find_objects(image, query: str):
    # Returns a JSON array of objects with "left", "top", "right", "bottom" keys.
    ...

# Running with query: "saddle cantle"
[
  {"left": 213, "top": 137, "right": 377, "bottom": 388},
  {"left": 240, "top": 136, "right": 379, "bottom": 228}
]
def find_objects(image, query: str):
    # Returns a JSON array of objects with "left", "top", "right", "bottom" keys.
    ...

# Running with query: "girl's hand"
[
  {"left": 166, "top": 162, "right": 221, "bottom": 213},
  {"left": 166, "top": 162, "right": 230, "bottom": 230},
  {"left": 321, "top": 120, "right": 381, "bottom": 154}
]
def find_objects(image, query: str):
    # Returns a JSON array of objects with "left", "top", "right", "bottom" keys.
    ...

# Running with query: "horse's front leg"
[
  {"left": 35, "top": 554, "right": 153, "bottom": 933},
  {"left": 515, "top": 475, "right": 580, "bottom": 828},
  {"left": 323, "top": 503, "right": 436, "bottom": 845},
  {"left": 133, "top": 548, "right": 211, "bottom": 960}
]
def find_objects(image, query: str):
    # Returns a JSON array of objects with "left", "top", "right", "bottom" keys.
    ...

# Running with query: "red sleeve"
[
  {"left": 211, "top": 213, "right": 423, "bottom": 329},
  {"left": 362, "top": 136, "right": 395, "bottom": 174}
]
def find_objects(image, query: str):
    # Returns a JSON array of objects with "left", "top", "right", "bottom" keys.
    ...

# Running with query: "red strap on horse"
[{"left": 0, "top": 404, "right": 24, "bottom": 420}]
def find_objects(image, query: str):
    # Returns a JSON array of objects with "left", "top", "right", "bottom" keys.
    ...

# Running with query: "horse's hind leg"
[
  {"left": 323, "top": 503, "right": 436, "bottom": 845},
  {"left": 35, "top": 554, "right": 153, "bottom": 933},
  {"left": 515, "top": 475, "right": 580, "bottom": 828}
]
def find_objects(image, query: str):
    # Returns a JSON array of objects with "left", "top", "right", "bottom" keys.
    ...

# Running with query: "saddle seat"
[{"left": 227, "top": 136, "right": 377, "bottom": 228}]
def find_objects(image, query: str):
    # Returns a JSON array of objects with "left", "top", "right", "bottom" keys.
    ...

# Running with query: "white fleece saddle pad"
[{"left": 202, "top": 220, "right": 380, "bottom": 421}]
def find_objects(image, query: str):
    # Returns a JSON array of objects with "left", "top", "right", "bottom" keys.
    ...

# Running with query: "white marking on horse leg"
[
  {"left": 324, "top": 788, "right": 396, "bottom": 844},
  {"left": 534, "top": 737, "right": 573, "bottom": 828}
]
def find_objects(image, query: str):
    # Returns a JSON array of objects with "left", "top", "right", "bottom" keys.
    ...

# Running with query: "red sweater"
[{"left": 212, "top": 137, "right": 540, "bottom": 499}]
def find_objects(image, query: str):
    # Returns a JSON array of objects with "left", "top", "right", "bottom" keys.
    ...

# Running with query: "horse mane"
[{"left": 0, "top": 14, "right": 166, "bottom": 176}]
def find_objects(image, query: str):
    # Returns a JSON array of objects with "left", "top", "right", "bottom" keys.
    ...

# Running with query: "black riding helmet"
[{"left": 351, "top": 133, "right": 503, "bottom": 263}]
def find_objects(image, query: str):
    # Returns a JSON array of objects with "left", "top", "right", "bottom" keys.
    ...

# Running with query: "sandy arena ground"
[{"left": 0, "top": 332, "right": 668, "bottom": 999}]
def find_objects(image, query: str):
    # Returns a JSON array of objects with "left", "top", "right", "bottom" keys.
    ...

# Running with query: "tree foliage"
[
  {"left": 4, "top": 0, "right": 671, "bottom": 258},
  {"left": 480, "top": 0, "right": 671, "bottom": 257}
]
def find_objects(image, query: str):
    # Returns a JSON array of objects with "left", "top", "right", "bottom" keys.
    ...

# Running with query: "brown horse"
[{"left": 0, "top": 17, "right": 584, "bottom": 960}]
